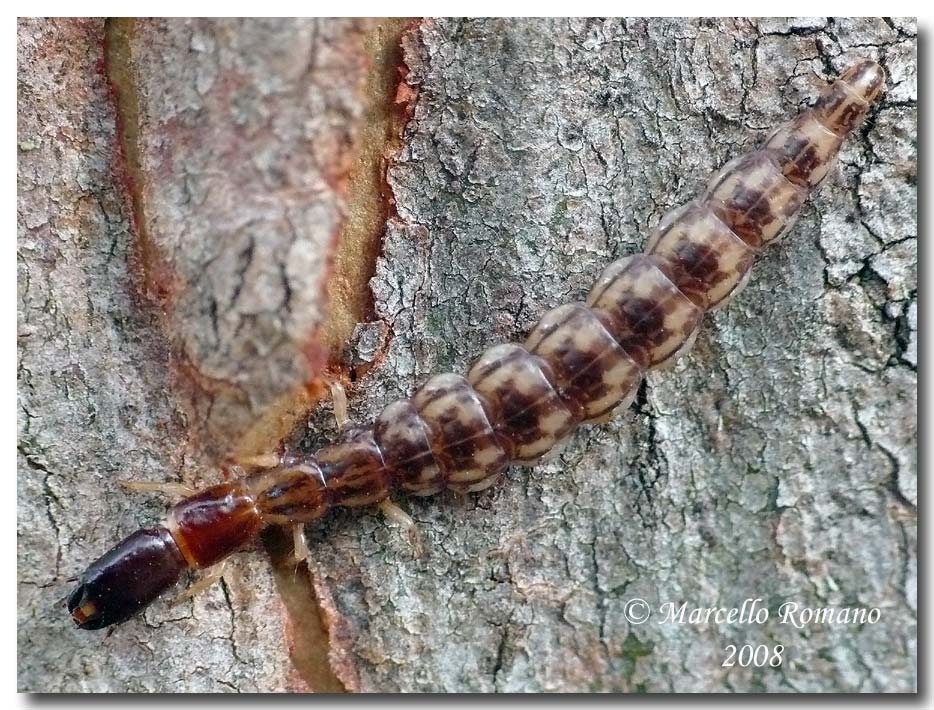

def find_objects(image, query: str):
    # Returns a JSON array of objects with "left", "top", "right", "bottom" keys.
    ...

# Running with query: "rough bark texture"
[
  {"left": 303, "top": 17, "right": 918, "bottom": 693},
  {"left": 17, "top": 17, "right": 375, "bottom": 692},
  {"left": 19, "top": 17, "right": 916, "bottom": 693},
  {"left": 108, "top": 17, "right": 375, "bottom": 459}
]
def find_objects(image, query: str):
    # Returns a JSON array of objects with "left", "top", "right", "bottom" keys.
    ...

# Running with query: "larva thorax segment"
[
  {"left": 167, "top": 481, "right": 264, "bottom": 568},
  {"left": 69, "top": 60, "right": 885, "bottom": 631},
  {"left": 248, "top": 459, "right": 329, "bottom": 525}
]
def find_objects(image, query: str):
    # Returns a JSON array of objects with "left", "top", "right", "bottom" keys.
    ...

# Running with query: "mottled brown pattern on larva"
[
  {"left": 241, "top": 60, "right": 880, "bottom": 518},
  {"left": 705, "top": 151, "right": 808, "bottom": 248},
  {"left": 764, "top": 112, "right": 844, "bottom": 188},
  {"left": 69, "top": 61, "right": 888, "bottom": 633},
  {"left": 412, "top": 373, "right": 511, "bottom": 492},
  {"left": 248, "top": 464, "right": 329, "bottom": 525},
  {"left": 812, "top": 60, "right": 885, "bottom": 138},
  {"left": 812, "top": 82, "right": 868, "bottom": 137},
  {"left": 374, "top": 399, "right": 444, "bottom": 496},
  {"left": 840, "top": 59, "right": 886, "bottom": 103},
  {"left": 467, "top": 344, "right": 577, "bottom": 462},
  {"left": 316, "top": 428, "right": 389, "bottom": 508},
  {"left": 525, "top": 304, "right": 644, "bottom": 424},
  {"left": 586, "top": 255, "right": 704, "bottom": 368},
  {"left": 646, "top": 202, "right": 757, "bottom": 309}
]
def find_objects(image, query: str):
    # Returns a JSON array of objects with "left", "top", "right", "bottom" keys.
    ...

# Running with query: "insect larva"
[{"left": 68, "top": 59, "right": 886, "bottom": 630}]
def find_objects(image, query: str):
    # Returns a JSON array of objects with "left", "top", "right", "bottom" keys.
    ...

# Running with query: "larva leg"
[
  {"left": 120, "top": 457, "right": 279, "bottom": 501},
  {"left": 379, "top": 499, "right": 424, "bottom": 557},
  {"left": 328, "top": 377, "right": 351, "bottom": 430},
  {"left": 173, "top": 561, "right": 226, "bottom": 604},
  {"left": 236, "top": 452, "right": 281, "bottom": 470},
  {"left": 292, "top": 523, "right": 309, "bottom": 565},
  {"left": 117, "top": 479, "right": 196, "bottom": 499}
]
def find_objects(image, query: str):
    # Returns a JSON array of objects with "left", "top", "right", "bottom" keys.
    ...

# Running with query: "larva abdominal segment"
[{"left": 67, "top": 59, "right": 886, "bottom": 631}]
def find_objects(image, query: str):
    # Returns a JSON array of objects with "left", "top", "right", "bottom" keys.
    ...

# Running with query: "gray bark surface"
[
  {"left": 308, "top": 17, "right": 917, "bottom": 693},
  {"left": 19, "top": 17, "right": 916, "bottom": 692},
  {"left": 111, "top": 17, "right": 375, "bottom": 459},
  {"left": 17, "top": 17, "right": 373, "bottom": 692}
]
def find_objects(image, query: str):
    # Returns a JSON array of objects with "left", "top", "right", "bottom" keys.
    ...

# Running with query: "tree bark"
[{"left": 18, "top": 17, "right": 916, "bottom": 692}]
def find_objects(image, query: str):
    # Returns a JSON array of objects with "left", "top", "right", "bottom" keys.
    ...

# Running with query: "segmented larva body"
[{"left": 69, "top": 60, "right": 886, "bottom": 630}]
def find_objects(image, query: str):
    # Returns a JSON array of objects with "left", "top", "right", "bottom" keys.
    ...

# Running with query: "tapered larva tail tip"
[
  {"left": 839, "top": 59, "right": 886, "bottom": 104},
  {"left": 813, "top": 59, "right": 886, "bottom": 137}
]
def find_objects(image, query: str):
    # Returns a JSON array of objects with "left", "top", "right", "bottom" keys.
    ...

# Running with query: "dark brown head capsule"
[
  {"left": 69, "top": 481, "right": 265, "bottom": 630},
  {"left": 67, "top": 527, "right": 188, "bottom": 630}
]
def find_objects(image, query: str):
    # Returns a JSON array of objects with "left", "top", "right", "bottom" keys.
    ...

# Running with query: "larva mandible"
[{"left": 68, "top": 59, "right": 886, "bottom": 631}]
